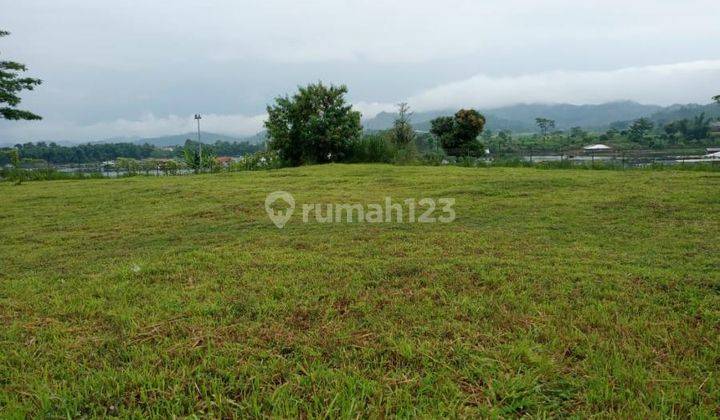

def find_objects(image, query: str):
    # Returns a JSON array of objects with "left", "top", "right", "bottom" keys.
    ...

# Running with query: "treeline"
[
  {"left": 0, "top": 140, "right": 263, "bottom": 165},
  {"left": 177, "top": 140, "right": 262, "bottom": 160},
  {"left": 3, "top": 142, "right": 157, "bottom": 164},
  {"left": 474, "top": 111, "right": 719, "bottom": 154}
]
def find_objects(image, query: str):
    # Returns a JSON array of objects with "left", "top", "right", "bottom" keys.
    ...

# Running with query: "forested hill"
[
  {"left": 362, "top": 101, "right": 720, "bottom": 133},
  {"left": 136, "top": 131, "right": 266, "bottom": 147},
  {"left": 646, "top": 103, "right": 720, "bottom": 126}
]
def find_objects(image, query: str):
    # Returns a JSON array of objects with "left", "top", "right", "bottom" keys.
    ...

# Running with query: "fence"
[{"left": 486, "top": 148, "right": 719, "bottom": 167}]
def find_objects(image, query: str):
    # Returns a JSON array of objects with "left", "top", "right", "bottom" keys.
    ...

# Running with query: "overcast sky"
[{"left": 1, "top": 0, "right": 720, "bottom": 142}]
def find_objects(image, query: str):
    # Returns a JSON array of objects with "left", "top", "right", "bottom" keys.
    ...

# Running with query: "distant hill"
[
  {"left": 486, "top": 101, "right": 664, "bottom": 131},
  {"left": 647, "top": 103, "right": 720, "bottom": 126},
  {"left": 363, "top": 101, "right": 667, "bottom": 133},
  {"left": 136, "top": 131, "right": 264, "bottom": 147}
]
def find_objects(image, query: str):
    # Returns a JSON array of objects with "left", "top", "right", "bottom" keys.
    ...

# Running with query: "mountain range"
[
  {"left": 363, "top": 101, "right": 720, "bottom": 133},
  {"left": 3, "top": 101, "right": 718, "bottom": 147},
  {"left": 133, "top": 131, "right": 265, "bottom": 147}
]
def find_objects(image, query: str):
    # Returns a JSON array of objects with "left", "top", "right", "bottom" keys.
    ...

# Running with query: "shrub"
[
  {"left": 456, "top": 156, "right": 478, "bottom": 167},
  {"left": 421, "top": 151, "right": 446, "bottom": 166},
  {"left": 393, "top": 146, "right": 421, "bottom": 165},
  {"left": 227, "top": 151, "right": 283, "bottom": 171},
  {"left": 344, "top": 134, "right": 396, "bottom": 163}
]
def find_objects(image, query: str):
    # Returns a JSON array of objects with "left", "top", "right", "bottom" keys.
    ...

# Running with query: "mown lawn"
[{"left": 1, "top": 164, "right": 718, "bottom": 417}]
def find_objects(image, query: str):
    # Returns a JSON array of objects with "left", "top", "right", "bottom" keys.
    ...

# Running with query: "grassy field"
[{"left": 1, "top": 164, "right": 719, "bottom": 417}]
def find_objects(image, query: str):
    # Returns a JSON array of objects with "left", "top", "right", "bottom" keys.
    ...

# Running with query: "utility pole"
[{"left": 194, "top": 114, "right": 202, "bottom": 172}]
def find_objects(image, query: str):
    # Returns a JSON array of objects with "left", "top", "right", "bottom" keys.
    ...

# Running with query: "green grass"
[{"left": 1, "top": 164, "right": 718, "bottom": 417}]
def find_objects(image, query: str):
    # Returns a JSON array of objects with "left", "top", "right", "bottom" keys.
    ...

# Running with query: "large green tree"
[
  {"left": 1, "top": 30, "right": 42, "bottom": 120},
  {"left": 430, "top": 109, "right": 486, "bottom": 157},
  {"left": 265, "top": 82, "right": 362, "bottom": 166}
]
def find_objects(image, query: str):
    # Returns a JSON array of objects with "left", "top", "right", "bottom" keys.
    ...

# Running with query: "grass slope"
[{"left": 1, "top": 164, "right": 719, "bottom": 417}]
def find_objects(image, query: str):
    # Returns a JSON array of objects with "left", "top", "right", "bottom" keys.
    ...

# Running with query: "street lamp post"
[{"left": 194, "top": 114, "right": 202, "bottom": 172}]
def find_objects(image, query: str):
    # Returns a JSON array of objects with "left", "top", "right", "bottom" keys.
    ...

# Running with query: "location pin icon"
[{"left": 265, "top": 191, "right": 295, "bottom": 228}]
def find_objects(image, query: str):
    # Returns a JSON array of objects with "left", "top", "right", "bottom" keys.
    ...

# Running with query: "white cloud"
[
  {"left": 353, "top": 60, "right": 720, "bottom": 119},
  {"left": 7, "top": 0, "right": 720, "bottom": 66},
  {"left": 172, "top": 0, "right": 720, "bottom": 64},
  {"left": 353, "top": 101, "right": 398, "bottom": 119},
  {"left": 401, "top": 60, "right": 720, "bottom": 113},
  {"left": 1, "top": 113, "right": 266, "bottom": 144}
]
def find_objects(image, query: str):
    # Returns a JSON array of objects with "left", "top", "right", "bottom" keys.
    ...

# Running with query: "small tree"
[
  {"left": 569, "top": 127, "right": 588, "bottom": 141},
  {"left": 116, "top": 158, "right": 140, "bottom": 176},
  {"left": 8, "top": 148, "right": 20, "bottom": 167},
  {"left": 430, "top": 109, "right": 486, "bottom": 157},
  {"left": 535, "top": 118, "right": 555, "bottom": 138},
  {"left": 713, "top": 94, "right": 720, "bottom": 105},
  {"left": 390, "top": 102, "right": 415, "bottom": 147},
  {"left": 183, "top": 141, "right": 215, "bottom": 173},
  {"left": 498, "top": 130, "right": 512, "bottom": 143},
  {"left": 140, "top": 159, "right": 156, "bottom": 175},
  {"left": 265, "top": 82, "right": 362, "bottom": 166},
  {"left": 1, "top": 30, "right": 42, "bottom": 120},
  {"left": 628, "top": 118, "right": 654, "bottom": 142},
  {"left": 163, "top": 160, "right": 180, "bottom": 176}
]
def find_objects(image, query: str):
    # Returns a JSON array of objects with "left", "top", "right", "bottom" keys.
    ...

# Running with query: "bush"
[
  {"left": 227, "top": 151, "right": 283, "bottom": 171},
  {"left": 392, "top": 145, "right": 421, "bottom": 165},
  {"left": 421, "top": 151, "right": 447, "bottom": 166},
  {"left": 161, "top": 160, "right": 182, "bottom": 175},
  {"left": 456, "top": 156, "right": 478, "bottom": 167},
  {"left": 344, "top": 134, "right": 396, "bottom": 163}
]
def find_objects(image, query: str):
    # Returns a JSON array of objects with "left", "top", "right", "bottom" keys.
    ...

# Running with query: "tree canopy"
[
  {"left": 535, "top": 118, "right": 556, "bottom": 137},
  {"left": 628, "top": 118, "right": 654, "bottom": 142},
  {"left": 0, "top": 30, "right": 42, "bottom": 120},
  {"left": 265, "top": 82, "right": 362, "bottom": 166},
  {"left": 663, "top": 113, "right": 711, "bottom": 142},
  {"left": 430, "top": 109, "right": 486, "bottom": 157},
  {"left": 0, "top": 140, "right": 262, "bottom": 165}
]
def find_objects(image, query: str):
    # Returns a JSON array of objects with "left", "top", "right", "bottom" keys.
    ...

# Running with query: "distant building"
[
  {"left": 583, "top": 144, "right": 612, "bottom": 152},
  {"left": 582, "top": 144, "right": 612, "bottom": 162}
]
